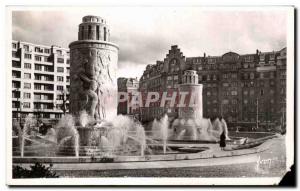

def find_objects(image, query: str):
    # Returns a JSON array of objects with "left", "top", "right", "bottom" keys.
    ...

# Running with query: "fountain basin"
[{"left": 13, "top": 136, "right": 274, "bottom": 164}]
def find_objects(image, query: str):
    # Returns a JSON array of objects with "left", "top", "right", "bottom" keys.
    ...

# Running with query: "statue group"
[{"left": 70, "top": 48, "right": 114, "bottom": 121}]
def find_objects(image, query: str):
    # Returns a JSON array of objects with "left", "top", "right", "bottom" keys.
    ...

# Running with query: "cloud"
[{"left": 11, "top": 8, "right": 287, "bottom": 78}]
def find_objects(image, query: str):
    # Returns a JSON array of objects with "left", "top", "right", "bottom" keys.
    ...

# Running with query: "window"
[
  {"left": 23, "top": 92, "right": 31, "bottom": 99},
  {"left": 34, "top": 94, "right": 41, "bottom": 100},
  {"left": 250, "top": 73, "right": 255, "bottom": 79},
  {"left": 55, "top": 113, "right": 62, "bottom": 119},
  {"left": 12, "top": 43, "right": 17, "bottom": 49},
  {"left": 45, "top": 84, "right": 54, "bottom": 91},
  {"left": 24, "top": 63, "right": 31, "bottom": 69},
  {"left": 12, "top": 91, "right": 20, "bottom": 98},
  {"left": 56, "top": 50, "right": 62, "bottom": 55},
  {"left": 213, "top": 74, "right": 217, "bottom": 80},
  {"left": 35, "top": 64, "right": 42, "bottom": 71},
  {"left": 260, "top": 89, "right": 264, "bottom": 96},
  {"left": 243, "top": 90, "right": 248, "bottom": 95},
  {"left": 66, "top": 59, "right": 70, "bottom": 64},
  {"left": 250, "top": 89, "right": 255, "bottom": 96},
  {"left": 232, "top": 82, "right": 238, "bottom": 87},
  {"left": 207, "top": 75, "right": 211, "bottom": 81},
  {"left": 34, "top": 103, "right": 41, "bottom": 109},
  {"left": 57, "top": 95, "right": 64, "bottom": 100},
  {"left": 13, "top": 71, "right": 21, "bottom": 78},
  {"left": 57, "top": 58, "right": 64, "bottom": 63},
  {"left": 222, "top": 83, "right": 229, "bottom": 87},
  {"left": 24, "top": 83, "right": 31, "bottom": 89},
  {"left": 12, "top": 112, "right": 18, "bottom": 118},
  {"left": 12, "top": 61, "right": 20, "bottom": 68},
  {"left": 35, "top": 56, "right": 42, "bottom": 61},
  {"left": 12, "top": 82, "right": 20, "bottom": 88},
  {"left": 34, "top": 84, "right": 42, "bottom": 90},
  {"left": 45, "top": 49, "right": 50, "bottom": 54},
  {"left": 35, "top": 47, "right": 43, "bottom": 53},
  {"left": 57, "top": 85, "right": 64, "bottom": 91},
  {"left": 223, "top": 73, "right": 228, "bottom": 79},
  {"left": 243, "top": 99, "right": 248, "bottom": 104},
  {"left": 66, "top": 68, "right": 70, "bottom": 73},
  {"left": 23, "top": 102, "right": 30, "bottom": 109},
  {"left": 24, "top": 54, "right": 32, "bottom": 59},
  {"left": 12, "top": 51, "right": 18, "bottom": 58},
  {"left": 44, "top": 66, "right": 54, "bottom": 72},
  {"left": 24, "top": 73, "right": 31, "bottom": 79},
  {"left": 23, "top": 45, "right": 29, "bottom": 51},
  {"left": 232, "top": 99, "right": 238, "bottom": 104},
  {"left": 222, "top": 99, "right": 229, "bottom": 104},
  {"left": 35, "top": 74, "right": 42, "bottom": 80},
  {"left": 231, "top": 91, "right": 238, "bottom": 96},
  {"left": 104, "top": 27, "right": 107, "bottom": 41},
  {"left": 57, "top": 67, "right": 64, "bottom": 73},
  {"left": 57, "top": 76, "right": 64, "bottom": 82},
  {"left": 207, "top": 91, "right": 211, "bottom": 96},
  {"left": 44, "top": 75, "right": 53, "bottom": 81},
  {"left": 260, "top": 73, "right": 264, "bottom": 79}
]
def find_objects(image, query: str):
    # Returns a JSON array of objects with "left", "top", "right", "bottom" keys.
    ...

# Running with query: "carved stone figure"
[{"left": 69, "top": 16, "right": 119, "bottom": 123}]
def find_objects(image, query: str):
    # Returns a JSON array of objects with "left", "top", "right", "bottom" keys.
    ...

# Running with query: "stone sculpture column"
[{"left": 69, "top": 15, "right": 119, "bottom": 122}]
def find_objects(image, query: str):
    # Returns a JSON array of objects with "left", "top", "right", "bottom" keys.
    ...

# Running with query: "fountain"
[
  {"left": 166, "top": 70, "right": 231, "bottom": 142},
  {"left": 12, "top": 16, "right": 277, "bottom": 173},
  {"left": 151, "top": 115, "right": 169, "bottom": 154}
]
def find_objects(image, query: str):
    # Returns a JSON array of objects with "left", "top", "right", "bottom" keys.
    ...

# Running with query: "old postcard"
[{"left": 6, "top": 6, "right": 294, "bottom": 186}]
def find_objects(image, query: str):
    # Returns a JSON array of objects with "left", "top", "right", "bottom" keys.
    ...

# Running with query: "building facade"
[
  {"left": 11, "top": 40, "right": 70, "bottom": 124},
  {"left": 117, "top": 77, "right": 140, "bottom": 119},
  {"left": 137, "top": 45, "right": 286, "bottom": 131}
]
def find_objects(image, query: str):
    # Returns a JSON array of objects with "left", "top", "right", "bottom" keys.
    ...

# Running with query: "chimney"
[
  {"left": 204, "top": 52, "right": 206, "bottom": 58},
  {"left": 256, "top": 49, "right": 259, "bottom": 54}
]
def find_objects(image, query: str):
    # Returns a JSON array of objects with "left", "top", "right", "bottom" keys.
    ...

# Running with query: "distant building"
[
  {"left": 11, "top": 40, "right": 70, "bottom": 124},
  {"left": 138, "top": 45, "right": 286, "bottom": 131},
  {"left": 117, "top": 77, "right": 140, "bottom": 119}
]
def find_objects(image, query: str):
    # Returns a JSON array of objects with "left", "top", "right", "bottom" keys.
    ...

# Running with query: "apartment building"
[
  {"left": 137, "top": 45, "right": 287, "bottom": 131},
  {"left": 11, "top": 40, "right": 70, "bottom": 124}
]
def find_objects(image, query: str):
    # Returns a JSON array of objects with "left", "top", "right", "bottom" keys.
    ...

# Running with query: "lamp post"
[{"left": 256, "top": 98, "right": 259, "bottom": 130}]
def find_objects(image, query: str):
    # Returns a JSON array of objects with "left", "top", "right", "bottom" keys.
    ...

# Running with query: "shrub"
[{"left": 13, "top": 162, "right": 59, "bottom": 178}]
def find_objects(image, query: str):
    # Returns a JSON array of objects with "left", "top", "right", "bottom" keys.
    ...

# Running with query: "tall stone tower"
[
  {"left": 69, "top": 15, "right": 119, "bottom": 122},
  {"left": 178, "top": 70, "right": 203, "bottom": 119}
]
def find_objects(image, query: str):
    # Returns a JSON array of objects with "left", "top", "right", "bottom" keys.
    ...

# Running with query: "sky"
[{"left": 12, "top": 7, "right": 287, "bottom": 78}]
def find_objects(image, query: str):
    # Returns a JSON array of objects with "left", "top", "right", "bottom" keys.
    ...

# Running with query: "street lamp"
[{"left": 256, "top": 98, "right": 259, "bottom": 130}]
